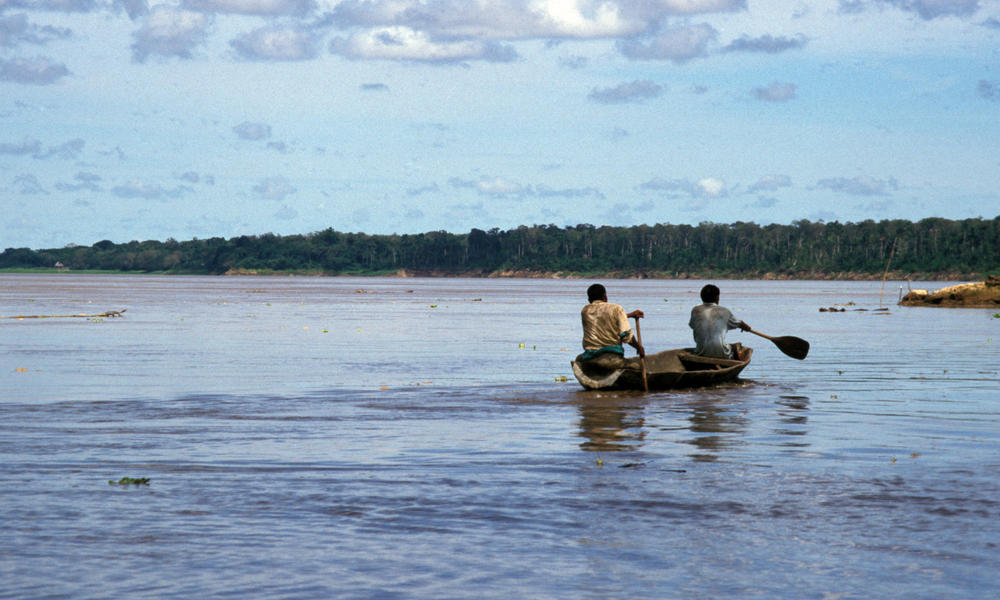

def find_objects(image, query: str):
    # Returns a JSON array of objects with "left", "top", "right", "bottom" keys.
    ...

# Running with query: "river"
[{"left": 1, "top": 274, "right": 998, "bottom": 599}]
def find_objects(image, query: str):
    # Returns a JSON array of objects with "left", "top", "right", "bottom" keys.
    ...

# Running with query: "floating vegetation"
[
  {"left": 1, "top": 309, "right": 126, "bottom": 320},
  {"left": 109, "top": 477, "right": 149, "bottom": 486},
  {"left": 993, "top": 313, "right": 1000, "bottom": 319}
]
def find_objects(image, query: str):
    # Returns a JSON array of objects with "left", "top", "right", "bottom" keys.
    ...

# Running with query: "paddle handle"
[
  {"left": 746, "top": 328, "right": 773, "bottom": 341},
  {"left": 633, "top": 316, "right": 648, "bottom": 392}
]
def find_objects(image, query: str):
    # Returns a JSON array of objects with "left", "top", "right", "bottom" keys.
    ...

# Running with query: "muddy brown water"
[{"left": 2, "top": 274, "right": 998, "bottom": 598}]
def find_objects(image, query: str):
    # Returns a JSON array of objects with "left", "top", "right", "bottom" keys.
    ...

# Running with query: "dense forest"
[{"left": 2, "top": 217, "right": 998, "bottom": 279}]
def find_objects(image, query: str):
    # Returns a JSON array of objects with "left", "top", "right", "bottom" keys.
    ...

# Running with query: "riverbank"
[{"left": 2, "top": 266, "right": 990, "bottom": 281}]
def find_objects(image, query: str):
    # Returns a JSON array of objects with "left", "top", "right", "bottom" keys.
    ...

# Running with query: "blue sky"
[{"left": 2, "top": 0, "right": 999, "bottom": 249}]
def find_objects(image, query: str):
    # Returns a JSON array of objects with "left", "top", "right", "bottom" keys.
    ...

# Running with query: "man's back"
[
  {"left": 581, "top": 300, "right": 631, "bottom": 353},
  {"left": 689, "top": 303, "right": 740, "bottom": 358}
]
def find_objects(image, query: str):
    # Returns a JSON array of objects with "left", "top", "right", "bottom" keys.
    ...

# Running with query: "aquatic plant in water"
[{"left": 109, "top": 477, "right": 150, "bottom": 486}]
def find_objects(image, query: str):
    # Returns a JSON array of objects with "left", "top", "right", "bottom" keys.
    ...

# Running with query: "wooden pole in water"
[{"left": 879, "top": 238, "right": 897, "bottom": 309}]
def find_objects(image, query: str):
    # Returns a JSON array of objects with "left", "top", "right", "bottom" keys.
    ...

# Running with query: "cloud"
[
  {"left": 839, "top": 0, "right": 981, "bottom": 20},
  {"left": 231, "top": 26, "right": 318, "bottom": 61},
  {"left": 253, "top": 176, "right": 296, "bottom": 200},
  {"left": 55, "top": 171, "right": 102, "bottom": 192},
  {"left": 329, "top": 26, "right": 518, "bottom": 63},
  {"left": 559, "top": 55, "right": 588, "bottom": 69},
  {"left": 182, "top": 0, "right": 315, "bottom": 17},
  {"left": 406, "top": 183, "right": 439, "bottom": 196},
  {"left": 723, "top": 34, "right": 807, "bottom": 54},
  {"left": 112, "top": 180, "right": 188, "bottom": 199},
  {"left": 639, "top": 176, "right": 728, "bottom": 198},
  {"left": 0, "top": 138, "right": 43, "bottom": 156},
  {"left": 617, "top": 23, "right": 717, "bottom": 63},
  {"left": 233, "top": 121, "right": 272, "bottom": 140},
  {"left": 475, "top": 176, "right": 528, "bottom": 196},
  {"left": 753, "top": 81, "right": 796, "bottom": 102},
  {"left": 748, "top": 174, "right": 792, "bottom": 192},
  {"left": 325, "top": 0, "right": 745, "bottom": 42},
  {"left": 977, "top": 80, "right": 1000, "bottom": 101},
  {"left": 535, "top": 185, "right": 605, "bottom": 199},
  {"left": 14, "top": 174, "right": 47, "bottom": 194},
  {"left": 1, "top": 0, "right": 100, "bottom": 13},
  {"left": 0, "top": 137, "right": 83, "bottom": 158},
  {"left": 0, "top": 56, "right": 70, "bottom": 84},
  {"left": 0, "top": 14, "right": 72, "bottom": 48},
  {"left": 35, "top": 138, "right": 84, "bottom": 159},
  {"left": 816, "top": 175, "right": 897, "bottom": 196},
  {"left": 360, "top": 82, "right": 389, "bottom": 92},
  {"left": 752, "top": 196, "right": 778, "bottom": 208},
  {"left": 131, "top": 6, "right": 211, "bottom": 62},
  {"left": 114, "top": 0, "right": 149, "bottom": 20},
  {"left": 588, "top": 79, "right": 663, "bottom": 104}
]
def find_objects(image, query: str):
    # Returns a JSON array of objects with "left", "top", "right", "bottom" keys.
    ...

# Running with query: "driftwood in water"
[{"left": 0, "top": 309, "right": 127, "bottom": 320}]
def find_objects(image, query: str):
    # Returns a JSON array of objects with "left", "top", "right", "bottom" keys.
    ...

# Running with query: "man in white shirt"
[{"left": 689, "top": 284, "right": 750, "bottom": 359}]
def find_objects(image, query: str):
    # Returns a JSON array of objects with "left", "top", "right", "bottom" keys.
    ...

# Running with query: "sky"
[{"left": 2, "top": 0, "right": 999, "bottom": 249}]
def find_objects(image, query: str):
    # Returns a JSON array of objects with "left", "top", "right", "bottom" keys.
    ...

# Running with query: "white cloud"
[
  {"left": 329, "top": 26, "right": 518, "bottom": 63},
  {"left": 639, "top": 176, "right": 728, "bottom": 198},
  {"left": 476, "top": 176, "right": 527, "bottom": 196},
  {"left": 131, "top": 6, "right": 211, "bottom": 62},
  {"left": 325, "top": 0, "right": 745, "bottom": 44},
  {"left": 231, "top": 26, "right": 318, "bottom": 61},
  {"left": 618, "top": 23, "right": 717, "bottom": 62},
  {"left": 697, "top": 177, "right": 726, "bottom": 197},
  {"left": 748, "top": 174, "right": 792, "bottom": 192}
]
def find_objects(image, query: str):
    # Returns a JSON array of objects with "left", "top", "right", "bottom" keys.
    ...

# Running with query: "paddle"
[
  {"left": 746, "top": 328, "right": 810, "bottom": 360},
  {"left": 633, "top": 316, "right": 649, "bottom": 391}
]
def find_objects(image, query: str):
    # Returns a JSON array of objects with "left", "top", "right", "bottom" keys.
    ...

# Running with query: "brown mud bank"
[{"left": 899, "top": 276, "right": 1000, "bottom": 307}]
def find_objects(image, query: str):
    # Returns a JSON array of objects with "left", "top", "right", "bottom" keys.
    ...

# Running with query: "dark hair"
[
  {"left": 700, "top": 284, "right": 720, "bottom": 303},
  {"left": 587, "top": 283, "right": 607, "bottom": 303}
]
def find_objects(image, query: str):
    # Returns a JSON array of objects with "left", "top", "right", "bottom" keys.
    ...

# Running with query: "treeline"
[{"left": 2, "top": 217, "right": 998, "bottom": 278}]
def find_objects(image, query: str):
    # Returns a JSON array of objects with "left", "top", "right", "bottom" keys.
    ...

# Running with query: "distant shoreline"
[{"left": 1, "top": 266, "right": 986, "bottom": 282}]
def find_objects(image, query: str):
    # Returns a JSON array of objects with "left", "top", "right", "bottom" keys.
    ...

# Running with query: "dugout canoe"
[{"left": 570, "top": 347, "right": 752, "bottom": 391}]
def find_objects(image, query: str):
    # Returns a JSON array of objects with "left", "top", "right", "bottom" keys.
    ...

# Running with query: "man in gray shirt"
[{"left": 689, "top": 284, "right": 750, "bottom": 359}]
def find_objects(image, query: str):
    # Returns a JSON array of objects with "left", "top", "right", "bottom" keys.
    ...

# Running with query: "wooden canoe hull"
[{"left": 571, "top": 347, "right": 752, "bottom": 391}]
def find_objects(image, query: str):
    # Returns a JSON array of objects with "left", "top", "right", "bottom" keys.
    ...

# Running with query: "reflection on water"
[
  {"left": 684, "top": 397, "right": 751, "bottom": 461},
  {"left": 576, "top": 395, "right": 646, "bottom": 452},
  {"left": 2, "top": 275, "right": 999, "bottom": 599}
]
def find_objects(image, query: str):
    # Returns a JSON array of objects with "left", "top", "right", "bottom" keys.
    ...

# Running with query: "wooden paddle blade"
[{"left": 772, "top": 336, "right": 809, "bottom": 360}]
